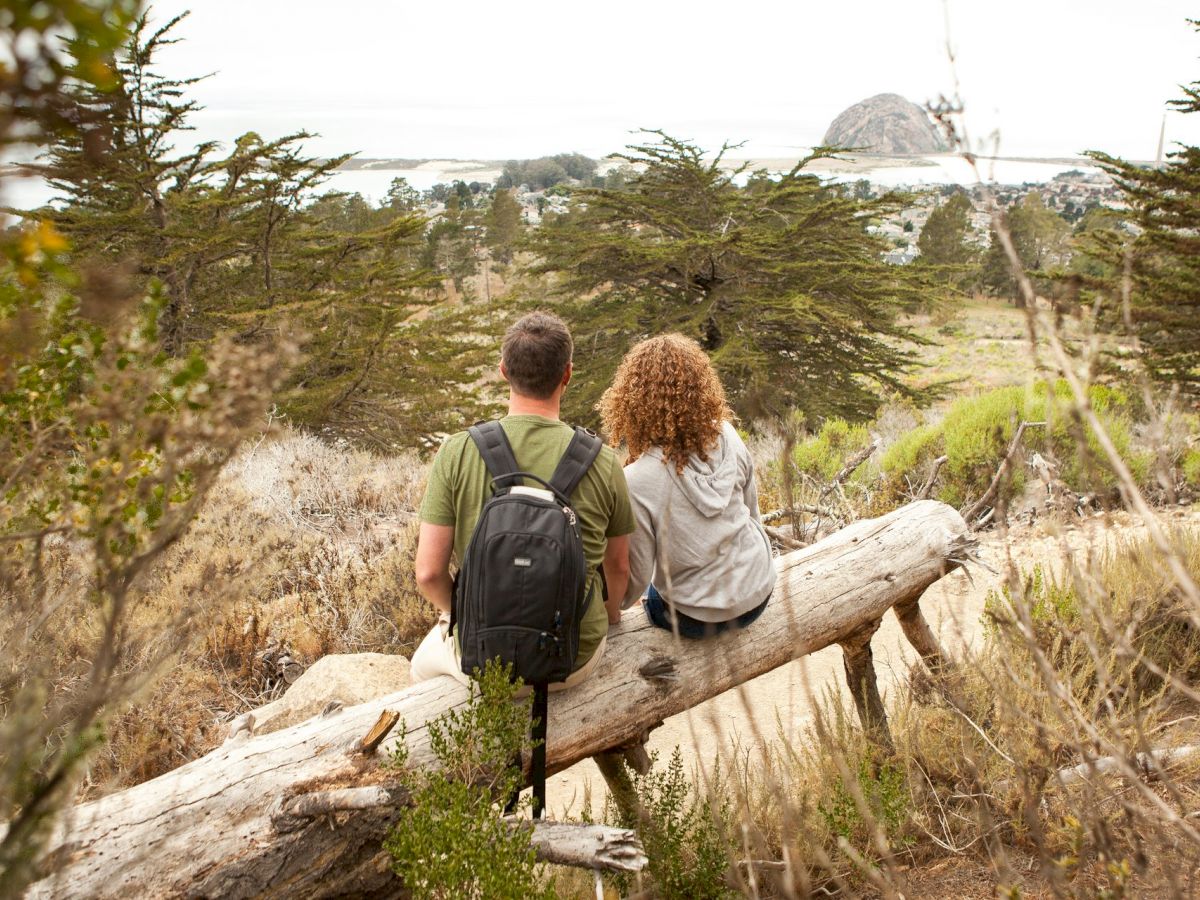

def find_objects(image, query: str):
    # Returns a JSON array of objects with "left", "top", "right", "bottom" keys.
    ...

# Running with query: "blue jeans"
[{"left": 642, "top": 584, "right": 769, "bottom": 639}]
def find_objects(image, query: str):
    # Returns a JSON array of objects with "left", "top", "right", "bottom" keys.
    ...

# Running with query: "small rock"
[{"left": 248, "top": 652, "right": 411, "bottom": 736}]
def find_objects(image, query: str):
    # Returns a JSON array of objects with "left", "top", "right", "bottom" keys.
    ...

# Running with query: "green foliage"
[
  {"left": 981, "top": 192, "right": 1071, "bottom": 302},
  {"left": 1184, "top": 447, "right": 1200, "bottom": 489},
  {"left": 915, "top": 191, "right": 980, "bottom": 294},
  {"left": 383, "top": 660, "right": 553, "bottom": 900},
  {"left": 877, "top": 382, "right": 1148, "bottom": 509},
  {"left": 817, "top": 752, "right": 909, "bottom": 848},
  {"left": 30, "top": 12, "right": 486, "bottom": 449},
  {"left": 1081, "top": 21, "right": 1200, "bottom": 399},
  {"left": 1, "top": 7, "right": 292, "bottom": 888},
  {"left": 984, "top": 531, "right": 1200, "bottom": 697},
  {"left": 0, "top": 0, "right": 140, "bottom": 150},
  {"left": 484, "top": 188, "right": 524, "bottom": 264},
  {"left": 0, "top": 219, "right": 288, "bottom": 894},
  {"left": 525, "top": 131, "right": 932, "bottom": 425},
  {"left": 607, "top": 748, "right": 734, "bottom": 900},
  {"left": 793, "top": 418, "right": 873, "bottom": 483},
  {"left": 983, "top": 565, "right": 1081, "bottom": 640},
  {"left": 497, "top": 153, "right": 597, "bottom": 190}
]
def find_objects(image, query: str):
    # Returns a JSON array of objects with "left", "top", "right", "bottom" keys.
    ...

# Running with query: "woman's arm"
[{"left": 623, "top": 499, "right": 655, "bottom": 609}]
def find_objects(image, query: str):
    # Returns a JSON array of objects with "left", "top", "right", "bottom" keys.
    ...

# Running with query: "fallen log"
[
  {"left": 1056, "top": 744, "right": 1200, "bottom": 787},
  {"left": 20, "top": 500, "right": 970, "bottom": 899}
]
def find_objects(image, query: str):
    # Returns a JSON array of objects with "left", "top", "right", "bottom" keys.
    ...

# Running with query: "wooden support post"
[
  {"left": 592, "top": 752, "right": 644, "bottom": 826},
  {"left": 838, "top": 618, "right": 892, "bottom": 749},
  {"left": 893, "top": 599, "right": 953, "bottom": 676},
  {"left": 591, "top": 724, "right": 658, "bottom": 824}
]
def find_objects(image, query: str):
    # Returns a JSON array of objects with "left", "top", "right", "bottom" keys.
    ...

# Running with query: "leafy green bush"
[
  {"left": 817, "top": 751, "right": 909, "bottom": 848},
  {"left": 878, "top": 382, "right": 1149, "bottom": 510},
  {"left": 1184, "top": 447, "right": 1200, "bottom": 489},
  {"left": 983, "top": 564, "right": 1082, "bottom": 641},
  {"left": 607, "top": 748, "right": 734, "bottom": 900},
  {"left": 792, "top": 418, "right": 874, "bottom": 483},
  {"left": 984, "top": 532, "right": 1200, "bottom": 695},
  {"left": 383, "top": 660, "right": 554, "bottom": 900}
]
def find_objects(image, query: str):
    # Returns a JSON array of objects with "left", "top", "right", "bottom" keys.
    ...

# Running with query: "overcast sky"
[{"left": 139, "top": 1, "right": 1200, "bottom": 162}]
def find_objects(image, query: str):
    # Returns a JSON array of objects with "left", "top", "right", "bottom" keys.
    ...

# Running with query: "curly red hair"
[{"left": 599, "top": 334, "right": 732, "bottom": 473}]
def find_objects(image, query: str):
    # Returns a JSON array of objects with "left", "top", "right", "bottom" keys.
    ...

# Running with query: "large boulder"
[
  {"left": 823, "top": 93, "right": 949, "bottom": 155},
  {"left": 247, "top": 652, "right": 412, "bottom": 735}
]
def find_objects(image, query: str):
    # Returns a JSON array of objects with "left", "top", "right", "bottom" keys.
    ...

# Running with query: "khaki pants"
[{"left": 410, "top": 616, "right": 606, "bottom": 693}]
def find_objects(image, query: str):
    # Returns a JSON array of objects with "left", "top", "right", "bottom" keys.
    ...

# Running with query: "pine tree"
[
  {"left": 917, "top": 192, "right": 978, "bottom": 265},
  {"left": 1081, "top": 19, "right": 1200, "bottom": 397},
  {"left": 35, "top": 12, "right": 482, "bottom": 447},
  {"left": 916, "top": 191, "right": 980, "bottom": 294},
  {"left": 484, "top": 188, "right": 523, "bottom": 264},
  {"left": 524, "top": 132, "right": 930, "bottom": 424},
  {"left": 981, "top": 192, "right": 1071, "bottom": 304}
]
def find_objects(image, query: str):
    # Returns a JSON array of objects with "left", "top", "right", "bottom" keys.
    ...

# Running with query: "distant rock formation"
[{"left": 823, "top": 93, "right": 948, "bottom": 155}]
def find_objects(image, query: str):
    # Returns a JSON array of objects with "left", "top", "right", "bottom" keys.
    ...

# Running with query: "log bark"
[
  {"left": 20, "top": 500, "right": 969, "bottom": 899},
  {"left": 1056, "top": 745, "right": 1200, "bottom": 786},
  {"left": 838, "top": 618, "right": 892, "bottom": 749},
  {"left": 520, "top": 820, "right": 647, "bottom": 873}
]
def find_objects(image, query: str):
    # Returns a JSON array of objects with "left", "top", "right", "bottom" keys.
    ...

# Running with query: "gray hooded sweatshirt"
[{"left": 621, "top": 421, "right": 775, "bottom": 622}]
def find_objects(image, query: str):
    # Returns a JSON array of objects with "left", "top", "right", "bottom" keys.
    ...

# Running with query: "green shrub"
[
  {"left": 817, "top": 751, "right": 909, "bottom": 850},
  {"left": 607, "top": 748, "right": 734, "bottom": 900},
  {"left": 1184, "top": 447, "right": 1200, "bottom": 489},
  {"left": 878, "top": 381, "right": 1150, "bottom": 510},
  {"left": 383, "top": 660, "right": 554, "bottom": 900},
  {"left": 984, "top": 532, "right": 1200, "bottom": 697},
  {"left": 792, "top": 418, "right": 874, "bottom": 483},
  {"left": 983, "top": 564, "right": 1081, "bottom": 641}
]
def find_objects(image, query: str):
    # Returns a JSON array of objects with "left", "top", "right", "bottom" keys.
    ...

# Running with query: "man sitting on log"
[{"left": 410, "top": 311, "right": 635, "bottom": 689}]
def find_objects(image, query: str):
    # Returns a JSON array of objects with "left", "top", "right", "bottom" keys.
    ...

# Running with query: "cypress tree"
[
  {"left": 484, "top": 188, "right": 524, "bottom": 265},
  {"left": 981, "top": 192, "right": 1071, "bottom": 304},
  {"left": 35, "top": 12, "right": 483, "bottom": 447},
  {"left": 1082, "top": 19, "right": 1200, "bottom": 397},
  {"left": 524, "top": 131, "right": 930, "bottom": 425},
  {"left": 917, "top": 192, "right": 978, "bottom": 264}
]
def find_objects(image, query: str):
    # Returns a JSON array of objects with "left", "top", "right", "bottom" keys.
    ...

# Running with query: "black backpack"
[{"left": 451, "top": 419, "right": 603, "bottom": 815}]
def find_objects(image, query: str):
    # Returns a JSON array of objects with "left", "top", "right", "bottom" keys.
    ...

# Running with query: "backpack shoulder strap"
[
  {"left": 549, "top": 426, "right": 604, "bottom": 500},
  {"left": 468, "top": 421, "right": 521, "bottom": 486}
]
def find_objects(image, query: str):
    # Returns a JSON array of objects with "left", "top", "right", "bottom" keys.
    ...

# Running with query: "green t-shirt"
[{"left": 419, "top": 414, "right": 635, "bottom": 669}]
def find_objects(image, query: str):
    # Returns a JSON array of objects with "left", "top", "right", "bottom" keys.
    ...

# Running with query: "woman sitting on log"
[{"left": 600, "top": 334, "right": 774, "bottom": 638}]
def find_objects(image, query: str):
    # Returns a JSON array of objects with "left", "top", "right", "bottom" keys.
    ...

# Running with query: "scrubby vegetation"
[
  {"left": 89, "top": 431, "right": 433, "bottom": 789},
  {"left": 756, "top": 381, "right": 1191, "bottom": 536},
  {"left": 5, "top": 4, "right": 1200, "bottom": 899},
  {"left": 384, "top": 661, "right": 553, "bottom": 900},
  {"left": 569, "top": 530, "right": 1200, "bottom": 898}
]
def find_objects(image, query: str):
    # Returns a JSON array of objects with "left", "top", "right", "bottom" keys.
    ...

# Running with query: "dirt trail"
[{"left": 545, "top": 506, "right": 1200, "bottom": 817}]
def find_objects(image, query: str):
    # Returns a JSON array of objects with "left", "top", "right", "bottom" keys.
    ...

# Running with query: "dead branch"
[{"left": 962, "top": 421, "right": 1045, "bottom": 527}]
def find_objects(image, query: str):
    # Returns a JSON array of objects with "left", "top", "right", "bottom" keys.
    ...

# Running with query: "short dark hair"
[{"left": 501, "top": 312, "right": 573, "bottom": 399}]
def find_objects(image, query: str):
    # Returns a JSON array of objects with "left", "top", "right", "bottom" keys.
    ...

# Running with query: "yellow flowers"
[
  {"left": 38, "top": 221, "right": 68, "bottom": 253},
  {"left": 12, "top": 221, "right": 70, "bottom": 286}
]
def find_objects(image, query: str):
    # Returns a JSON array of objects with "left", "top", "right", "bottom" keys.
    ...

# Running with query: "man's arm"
[
  {"left": 414, "top": 522, "right": 455, "bottom": 616},
  {"left": 602, "top": 534, "right": 630, "bottom": 625}
]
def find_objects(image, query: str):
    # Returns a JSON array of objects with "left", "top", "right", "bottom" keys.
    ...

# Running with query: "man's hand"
[
  {"left": 414, "top": 522, "right": 455, "bottom": 615},
  {"left": 602, "top": 534, "right": 631, "bottom": 625}
]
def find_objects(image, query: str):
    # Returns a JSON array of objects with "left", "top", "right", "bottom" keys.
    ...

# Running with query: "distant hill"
[{"left": 823, "top": 93, "right": 949, "bottom": 155}]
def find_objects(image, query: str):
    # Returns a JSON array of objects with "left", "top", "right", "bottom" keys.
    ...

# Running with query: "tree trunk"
[{"left": 19, "top": 500, "right": 969, "bottom": 899}]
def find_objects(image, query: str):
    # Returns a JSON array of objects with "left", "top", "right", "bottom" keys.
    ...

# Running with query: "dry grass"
[
  {"left": 66, "top": 429, "right": 436, "bottom": 795},
  {"left": 554, "top": 528, "right": 1200, "bottom": 900}
]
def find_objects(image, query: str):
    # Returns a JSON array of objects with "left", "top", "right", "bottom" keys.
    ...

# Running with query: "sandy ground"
[{"left": 544, "top": 504, "right": 1200, "bottom": 818}]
